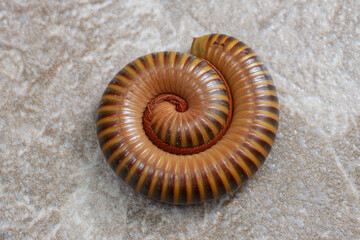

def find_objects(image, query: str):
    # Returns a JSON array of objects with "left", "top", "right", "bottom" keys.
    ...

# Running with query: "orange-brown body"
[{"left": 97, "top": 34, "right": 279, "bottom": 204}]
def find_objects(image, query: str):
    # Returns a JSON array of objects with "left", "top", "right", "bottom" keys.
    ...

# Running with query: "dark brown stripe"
[
  {"left": 255, "top": 104, "right": 280, "bottom": 116},
  {"left": 185, "top": 125, "right": 193, "bottom": 147},
  {"left": 252, "top": 124, "right": 277, "bottom": 141},
  {"left": 254, "top": 114, "right": 279, "bottom": 129},
  {"left": 209, "top": 167, "right": 227, "bottom": 197},
  {"left": 127, "top": 161, "right": 146, "bottom": 188},
  {"left": 221, "top": 162, "right": 241, "bottom": 191},
  {"left": 248, "top": 133, "right": 273, "bottom": 154},
  {"left": 108, "top": 145, "right": 129, "bottom": 170},
  {"left": 201, "top": 171, "right": 215, "bottom": 200},
  {"left": 227, "top": 156, "right": 251, "bottom": 182},
  {"left": 211, "top": 108, "right": 229, "bottom": 122},
  {"left": 139, "top": 167, "right": 155, "bottom": 196},
  {"left": 235, "top": 148, "right": 259, "bottom": 173},
  {"left": 243, "top": 141, "right": 266, "bottom": 164},
  {"left": 199, "top": 119, "right": 215, "bottom": 140},
  {"left": 178, "top": 173, "right": 187, "bottom": 204},
  {"left": 150, "top": 171, "right": 164, "bottom": 201},
  {"left": 165, "top": 174, "right": 175, "bottom": 203},
  {"left": 194, "top": 125, "right": 205, "bottom": 146},
  {"left": 117, "top": 155, "right": 137, "bottom": 179},
  {"left": 191, "top": 172, "right": 202, "bottom": 204}
]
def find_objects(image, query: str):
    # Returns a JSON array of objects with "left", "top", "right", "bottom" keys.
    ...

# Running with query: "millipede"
[{"left": 97, "top": 33, "right": 279, "bottom": 204}]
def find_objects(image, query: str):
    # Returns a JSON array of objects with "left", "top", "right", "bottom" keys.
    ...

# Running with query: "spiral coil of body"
[{"left": 97, "top": 34, "right": 279, "bottom": 204}]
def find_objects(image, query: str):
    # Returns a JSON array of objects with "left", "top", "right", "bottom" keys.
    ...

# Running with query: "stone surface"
[{"left": 1, "top": 0, "right": 359, "bottom": 239}]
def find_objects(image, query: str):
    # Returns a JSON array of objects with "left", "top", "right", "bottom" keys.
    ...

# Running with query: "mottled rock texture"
[{"left": 1, "top": 0, "right": 359, "bottom": 239}]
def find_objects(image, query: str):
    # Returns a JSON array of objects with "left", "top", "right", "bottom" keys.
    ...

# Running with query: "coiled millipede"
[{"left": 97, "top": 34, "right": 279, "bottom": 204}]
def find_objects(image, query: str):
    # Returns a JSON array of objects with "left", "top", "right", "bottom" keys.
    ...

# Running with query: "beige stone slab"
[{"left": 0, "top": 0, "right": 359, "bottom": 239}]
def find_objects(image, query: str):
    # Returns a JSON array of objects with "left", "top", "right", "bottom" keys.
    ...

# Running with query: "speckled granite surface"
[{"left": 1, "top": 0, "right": 360, "bottom": 239}]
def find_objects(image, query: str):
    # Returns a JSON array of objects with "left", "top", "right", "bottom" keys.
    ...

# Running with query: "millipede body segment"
[{"left": 97, "top": 34, "right": 279, "bottom": 204}]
